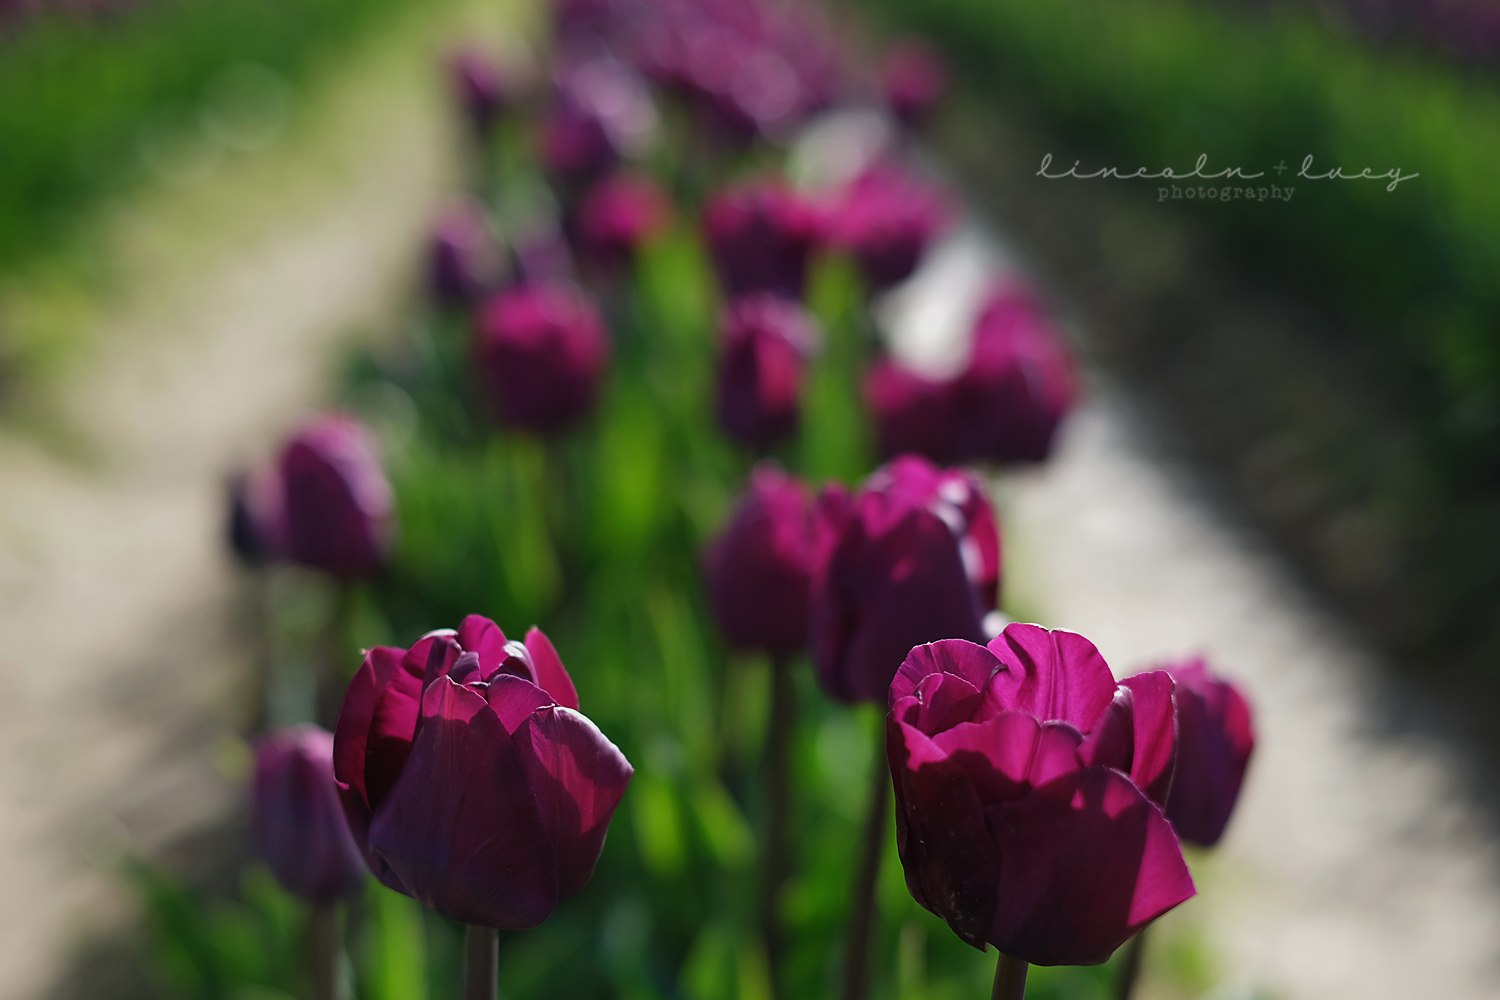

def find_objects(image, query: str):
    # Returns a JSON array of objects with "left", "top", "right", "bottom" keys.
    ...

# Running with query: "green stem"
[
  {"left": 1114, "top": 928, "right": 1147, "bottom": 1000},
  {"left": 992, "top": 953, "right": 1028, "bottom": 1000},
  {"left": 309, "top": 901, "right": 340, "bottom": 1000},
  {"left": 762, "top": 655, "right": 796, "bottom": 1000},
  {"left": 463, "top": 925, "right": 498, "bottom": 1000},
  {"left": 839, "top": 722, "right": 891, "bottom": 1000}
]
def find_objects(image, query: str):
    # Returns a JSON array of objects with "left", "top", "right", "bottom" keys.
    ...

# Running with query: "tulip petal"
[
  {"left": 413, "top": 633, "right": 462, "bottom": 691},
  {"left": 370, "top": 677, "right": 560, "bottom": 929},
  {"left": 333, "top": 645, "right": 406, "bottom": 809},
  {"left": 519, "top": 707, "right": 634, "bottom": 898},
  {"left": 930, "top": 711, "right": 1039, "bottom": 799},
  {"left": 887, "top": 715, "right": 999, "bottom": 948},
  {"left": 985, "top": 767, "right": 1196, "bottom": 966},
  {"left": 486, "top": 674, "right": 554, "bottom": 733},
  {"left": 891, "top": 639, "right": 999, "bottom": 714},
  {"left": 1165, "top": 663, "right": 1255, "bottom": 847},
  {"left": 525, "top": 628, "right": 580, "bottom": 710},
  {"left": 1026, "top": 721, "right": 1084, "bottom": 787},
  {"left": 1121, "top": 671, "right": 1177, "bottom": 809},
  {"left": 982, "top": 624, "right": 1116, "bottom": 731},
  {"left": 1078, "top": 688, "right": 1133, "bottom": 776},
  {"left": 456, "top": 614, "right": 510, "bottom": 675}
]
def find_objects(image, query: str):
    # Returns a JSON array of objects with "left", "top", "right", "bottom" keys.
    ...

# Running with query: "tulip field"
[{"left": 97, "top": 0, "right": 1277, "bottom": 998}]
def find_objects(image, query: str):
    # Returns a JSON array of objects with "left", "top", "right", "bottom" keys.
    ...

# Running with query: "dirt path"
[
  {"left": 999, "top": 394, "right": 1500, "bottom": 999},
  {"left": 0, "top": 1, "right": 520, "bottom": 991}
]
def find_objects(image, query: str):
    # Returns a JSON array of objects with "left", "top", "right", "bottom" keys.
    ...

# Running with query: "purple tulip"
[
  {"left": 333, "top": 616, "right": 632, "bottom": 928},
  {"left": 702, "top": 181, "right": 826, "bottom": 300},
  {"left": 863, "top": 357, "right": 955, "bottom": 463},
  {"left": 1161, "top": 659, "right": 1255, "bottom": 847},
  {"left": 828, "top": 164, "right": 951, "bottom": 291},
  {"left": 448, "top": 48, "right": 512, "bottom": 134},
  {"left": 888, "top": 625, "right": 1195, "bottom": 966},
  {"left": 541, "top": 56, "right": 657, "bottom": 192},
  {"left": 703, "top": 464, "right": 834, "bottom": 655},
  {"left": 473, "top": 284, "right": 610, "bottom": 434},
  {"left": 810, "top": 455, "right": 1001, "bottom": 704},
  {"left": 575, "top": 172, "right": 671, "bottom": 269},
  {"left": 882, "top": 39, "right": 948, "bottom": 127},
  {"left": 715, "top": 294, "right": 817, "bottom": 450},
  {"left": 277, "top": 416, "right": 394, "bottom": 579},
  {"left": 252, "top": 726, "right": 368, "bottom": 903},
  {"left": 226, "top": 465, "right": 285, "bottom": 566},
  {"left": 427, "top": 200, "right": 505, "bottom": 305},
  {"left": 540, "top": 104, "right": 619, "bottom": 189}
]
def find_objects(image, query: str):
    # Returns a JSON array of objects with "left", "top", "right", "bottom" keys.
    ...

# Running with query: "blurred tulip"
[
  {"left": 828, "top": 163, "right": 951, "bottom": 291},
  {"left": 702, "top": 181, "right": 825, "bottom": 300},
  {"left": 427, "top": 200, "right": 506, "bottom": 305},
  {"left": 703, "top": 463, "right": 830, "bottom": 655},
  {"left": 882, "top": 39, "right": 948, "bottom": 127},
  {"left": 253, "top": 726, "right": 367, "bottom": 903},
  {"left": 810, "top": 455, "right": 1000, "bottom": 703},
  {"left": 448, "top": 48, "right": 512, "bottom": 134},
  {"left": 473, "top": 284, "right": 610, "bottom": 434},
  {"left": 333, "top": 616, "right": 632, "bottom": 928},
  {"left": 540, "top": 104, "right": 619, "bottom": 188},
  {"left": 888, "top": 625, "right": 1195, "bottom": 967},
  {"left": 866, "top": 285, "right": 1076, "bottom": 465},
  {"left": 543, "top": 56, "right": 658, "bottom": 191},
  {"left": 278, "top": 415, "right": 394, "bottom": 579},
  {"left": 715, "top": 293, "right": 818, "bottom": 450},
  {"left": 226, "top": 465, "right": 284, "bottom": 567},
  {"left": 1161, "top": 658, "right": 1255, "bottom": 847},
  {"left": 575, "top": 172, "right": 671, "bottom": 269}
]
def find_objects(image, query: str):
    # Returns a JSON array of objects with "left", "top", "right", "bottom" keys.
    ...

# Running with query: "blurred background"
[{"left": 2, "top": 0, "right": 1499, "bottom": 997}]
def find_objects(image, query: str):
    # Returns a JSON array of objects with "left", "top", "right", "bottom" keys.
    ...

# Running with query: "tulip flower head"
[
  {"left": 334, "top": 616, "right": 632, "bottom": 928},
  {"left": 252, "top": 726, "right": 368, "bottom": 903},
  {"left": 715, "top": 293, "right": 818, "bottom": 451},
  {"left": 474, "top": 284, "right": 611, "bottom": 434},
  {"left": 702, "top": 181, "right": 825, "bottom": 301},
  {"left": 226, "top": 465, "right": 285, "bottom": 567},
  {"left": 828, "top": 164, "right": 951, "bottom": 291},
  {"left": 448, "top": 48, "right": 513, "bottom": 134},
  {"left": 703, "top": 463, "right": 831, "bottom": 656},
  {"left": 882, "top": 39, "right": 948, "bottom": 128},
  {"left": 277, "top": 415, "right": 394, "bottom": 580},
  {"left": 810, "top": 455, "right": 1000, "bottom": 703},
  {"left": 1161, "top": 658, "right": 1255, "bottom": 847},
  {"left": 888, "top": 624, "right": 1195, "bottom": 966},
  {"left": 428, "top": 200, "right": 506, "bottom": 305},
  {"left": 575, "top": 172, "right": 672, "bottom": 270}
]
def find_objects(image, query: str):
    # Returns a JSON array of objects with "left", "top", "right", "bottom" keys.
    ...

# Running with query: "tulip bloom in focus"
[
  {"left": 888, "top": 624, "right": 1195, "bottom": 966},
  {"left": 715, "top": 293, "right": 818, "bottom": 451},
  {"left": 252, "top": 726, "right": 367, "bottom": 903},
  {"left": 1162, "top": 658, "right": 1255, "bottom": 847},
  {"left": 334, "top": 616, "right": 632, "bottom": 928},
  {"left": 810, "top": 455, "right": 1000, "bottom": 704},
  {"left": 702, "top": 181, "right": 825, "bottom": 301},
  {"left": 867, "top": 285, "right": 1076, "bottom": 465},
  {"left": 474, "top": 284, "right": 610, "bottom": 434},
  {"left": 703, "top": 463, "right": 829, "bottom": 656},
  {"left": 277, "top": 415, "right": 394, "bottom": 579}
]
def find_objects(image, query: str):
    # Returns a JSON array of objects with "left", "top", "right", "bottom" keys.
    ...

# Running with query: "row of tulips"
[{"left": 208, "top": 0, "right": 1259, "bottom": 997}]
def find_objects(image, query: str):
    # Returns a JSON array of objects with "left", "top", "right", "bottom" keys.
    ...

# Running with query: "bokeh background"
[{"left": 2, "top": 0, "right": 1499, "bottom": 998}]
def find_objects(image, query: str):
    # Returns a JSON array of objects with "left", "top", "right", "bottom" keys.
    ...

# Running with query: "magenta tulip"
[
  {"left": 715, "top": 294, "right": 817, "bottom": 450},
  {"left": 278, "top": 415, "right": 393, "bottom": 579},
  {"left": 882, "top": 39, "right": 947, "bottom": 127},
  {"left": 473, "top": 284, "right": 610, "bottom": 434},
  {"left": 810, "top": 455, "right": 1000, "bottom": 704},
  {"left": 575, "top": 172, "right": 671, "bottom": 269},
  {"left": 703, "top": 463, "right": 832, "bottom": 656},
  {"left": 333, "top": 616, "right": 632, "bottom": 928},
  {"left": 1161, "top": 658, "right": 1255, "bottom": 847},
  {"left": 253, "top": 726, "right": 367, "bottom": 903},
  {"left": 448, "top": 48, "right": 512, "bottom": 134},
  {"left": 702, "top": 181, "right": 825, "bottom": 301},
  {"left": 828, "top": 164, "right": 951, "bottom": 291},
  {"left": 428, "top": 200, "right": 505, "bottom": 305},
  {"left": 227, "top": 465, "right": 285, "bottom": 567},
  {"left": 888, "top": 625, "right": 1195, "bottom": 966}
]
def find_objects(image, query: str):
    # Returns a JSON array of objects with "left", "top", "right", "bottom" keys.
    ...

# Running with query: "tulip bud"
[
  {"left": 540, "top": 104, "right": 619, "bottom": 189},
  {"left": 278, "top": 415, "right": 394, "bottom": 580},
  {"left": 473, "top": 284, "right": 610, "bottom": 434},
  {"left": 226, "top": 466, "right": 285, "bottom": 567},
  {"left": 810, "top": 455, "right": 1000, "bottom": 703},
  {"left": 333, "top": 617, "right": 633, "bottom": 928},
  {"left": 863, "top": 357, "right": 955, "bottom": 463},
  {"left": 574, "top": 172, "right": 671, "bottom": 270},
  {"left": 715, "top": 294, "right": 818, "bottom": 451},
  {"left": 448, "top": 49, "right": 512, "bottom": 134},
  {"left": 702, "top": 181, "right": 825, "bottom": 301},
  {"left": 882, "top": 39, "right": 947, "bottom": 128},
  {"left": 703, "top": 464, "right": 830, "bottom": 655},
  {"left": 1161, "top": 658, "right": 1255, "bottom": 847},
  {"left": 888, "top": 625, "right": 1195, "bottom": 966},
  {"left": 427, "top": 200, "right": 506, "bottom": 305},
  {"left": 828, "top": 164, "right": 951, "bottom": 291},
  {"left": 253, "top": 726, "right": 368, "bottom": 903}
]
